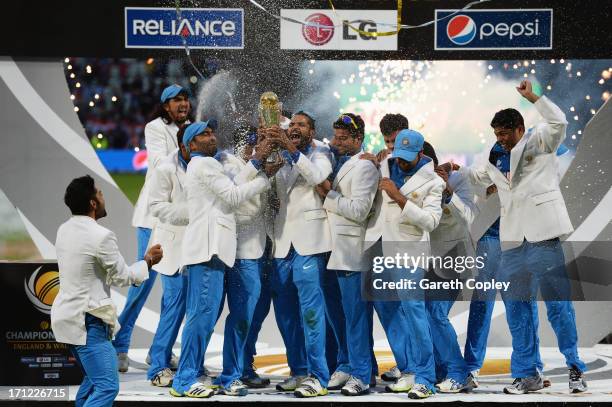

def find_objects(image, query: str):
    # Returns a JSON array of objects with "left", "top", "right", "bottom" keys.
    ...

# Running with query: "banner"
[{"left": 0, "top": 262, "right": 82, "bottom": 385}]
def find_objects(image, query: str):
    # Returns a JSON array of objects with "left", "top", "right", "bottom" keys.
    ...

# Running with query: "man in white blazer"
[
  {"left": 214, "top": 126, "right": 279, "bottom": 396},
  {"left": 52, "top": 175, "right": 162, "bottom": 407},
  {"left": 266, "top": 112, "right": 333, "bottom": 397},
  {"left": 315, "top": 113, "right": 379, "bottom": 396},
  {"left": 422, "top": 147, "right": 477, "bottom": 393},
  {"left": 115, "top": 84, "right": 191, "bottom": 371},
  {"left": 364, "top": 129, "right": 444, "bottom": 399},
  {"left": 464, "top": 143, "right": 572, "bottom": 387},
  {"left": 459, "top": 80, "right": 587, "bottom": 394},
  {"left": 170, "top": 122, "right": 275, "bottom": 398},
  {"left": 145, "top": 125, "right": 191, "bottom": 387}
]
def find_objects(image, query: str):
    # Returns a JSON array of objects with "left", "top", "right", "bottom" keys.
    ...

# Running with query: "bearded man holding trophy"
[{"left": 257, "top": 92, "right": 333, "bottom": 398}]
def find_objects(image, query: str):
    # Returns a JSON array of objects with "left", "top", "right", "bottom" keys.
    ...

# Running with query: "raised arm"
[{"left": 197, "top": 158, "right": 270, "bottom": 210}]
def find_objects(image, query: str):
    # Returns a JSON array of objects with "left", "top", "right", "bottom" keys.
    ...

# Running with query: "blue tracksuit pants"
[
  {"left": 172, "top": 258, "right": 225, "bottom": 393},
  {"left": 271, "top": 247, "right": 329, "bottom": 387},
  {"left": 499, "top": 239, "right": 586, "bottom": 378},
  {"left": 147, "top": 271, "right": 188, "bottom": 380},
  {"left": 71, "top": 314, "right": 119, "bottom": 407},
  {"left": 113, "top": 227, "right": 158, "bottom": 354},
  {"left": 216, "top": 259, "right": 262, "bottom": 388}
]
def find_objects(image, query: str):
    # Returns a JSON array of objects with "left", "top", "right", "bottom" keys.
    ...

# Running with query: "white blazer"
[
  {"left": 51, "top": 216, "right": 149, "bottom": 345},
  {"left": 430, "top": 171, "right": 477, "bottom": 259},
  {"left": 324, "top": 153, "right": 380, "bottom": 271},
  {"left": 132, "top": 117, "right": 180, "bottom": 229},
  {"left": 148, "top": 150, "right": 188, "bottom": 275},
  {"left": 181, "top": 155, "right": 270, "bottom": 268},
  {"left": 460, "top": 96, "right": 573, "bottom": 250},
  {"left": 221, "top": 154, "right": 267, "bottom": 260},
  {"left": 365, "top": 158, "right": 445, "bottom": 258},
  {"left": 272, "top": 143, "right": 333, "bottom": 258}
]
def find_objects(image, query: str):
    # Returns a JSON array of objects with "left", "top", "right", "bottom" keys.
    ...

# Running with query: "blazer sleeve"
[
  {"left": 149, "top": 165, "right": 189, "bottom": 226},
  {"left": 398, "top": 179, "right": 444, "bottom": 233},
  {"left": 323, "top": 161, "right": 379, "bottom": 223},
  {"left": 96, "top": 231, "right": 149, "bottom": 287},
  {"left": 294, "top": 149, "right": 333, "bottom": 186},
  {"left": 198, "top": 159, "right": 270, "bottom": 210},
  {"left": 446, "top": 174, "right": 477, "bottom": 226},
  {"left": 532, "top": 95, "right": 568, "bottom": 153},
  {"left": 459, "top": 164, "right": 493, "bottom": 189},
  {"left": 233, "top": 161, "right": 260, "bottom": 185},
  {"left": 145, "top": 122, "right": 170, "bottom": 171}
]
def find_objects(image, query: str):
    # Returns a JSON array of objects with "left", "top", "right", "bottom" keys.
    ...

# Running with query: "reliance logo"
[{"left": 125, "top": 8, "right": 244, "bottom": 49}]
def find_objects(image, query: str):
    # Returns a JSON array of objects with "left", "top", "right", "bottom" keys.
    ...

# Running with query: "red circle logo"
[{"left": 302, "top": 13, "right": 334, "bottom": 46}]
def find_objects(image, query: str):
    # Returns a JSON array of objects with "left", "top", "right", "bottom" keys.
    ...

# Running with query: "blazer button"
[
  {"left": 411, "top": 192, "right": 418, "bottom": 199},
  {"left": 443, "top": 207, "right": 450, "bottom": 215},
  {"left": 525, "top": 155, "right": 533, "bottom": 162}
]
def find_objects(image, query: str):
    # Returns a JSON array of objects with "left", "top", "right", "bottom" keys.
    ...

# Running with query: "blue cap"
[
  {"left": 183, "top": 121, "right": 211, "bottom": 153},
  {"left": 391, "top": 129, "right": 424, "bottom": 162},
  {"left": 160, "top": 84, "right": 190, "bottom": 103}
]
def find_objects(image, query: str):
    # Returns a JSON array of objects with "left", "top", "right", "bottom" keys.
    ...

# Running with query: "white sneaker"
[
  {"left": 341, "top": 376, "right": 370, "bottom": 396},
  {"left": 408, "top": 383, "right": 433, "bottom": 399},
  {"left": 294, "top": 376, "right": 328, "bottom": 398},
  {"left": 436, "top": 378, "right": 467, "bottom": 393},
  {"left": 381, "top": 365, "right": 401, "bottom": 382},
  {"left": 276, "top": 375, "right": 307, "bottom": 392},
  {"left": 385, "top": 372, "right": 415, "bottom": 393},
  {"left": 503, "top": 376, "right": 544, "bottom": 394},
  {"left": 218, "top": 379, "right": 248, "bottom": 396},
  {"left": 569, "top": 366, "right": 588, "bottom": 393},
  {"left": 328, "top": 370, "right": 351, "bottom": 390},
  {"left": 169, "top": 382, "right": 214, "bottom": 398},
  {"left": 117, "top": 353, "right": 129, "bottom": 373},
  {"left": 151, "top": 368, "right": 174, "bottom": 387},
  {"left": 468, "top": 369, "right": 479, "bottom": 388}
]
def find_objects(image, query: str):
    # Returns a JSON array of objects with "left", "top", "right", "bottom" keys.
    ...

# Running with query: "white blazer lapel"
[
  {"left": 332, "top": 153, "right": 360, "bottom": 188},
  {"left": 509, "top": 131, "right": 531, "bottom": 178},
  {"left": 399, "top": 161, "right": 435, "bottom": 195}
]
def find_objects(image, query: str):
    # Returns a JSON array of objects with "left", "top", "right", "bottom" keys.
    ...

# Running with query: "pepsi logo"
[
  {"left": 446, "top": 15, "right": 476, "bottom": 45},
  {"left": 302, "top": 13, "right": 334, "bottom": 46}
]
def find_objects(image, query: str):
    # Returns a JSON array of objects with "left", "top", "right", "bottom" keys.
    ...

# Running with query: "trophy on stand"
[{"left": 258, "top": 91, "right": 284, "bottom": 165}]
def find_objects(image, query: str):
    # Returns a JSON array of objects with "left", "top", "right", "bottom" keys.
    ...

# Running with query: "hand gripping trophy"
[{"left": 258, "top": 91, "right": 285, "bottom": 165}]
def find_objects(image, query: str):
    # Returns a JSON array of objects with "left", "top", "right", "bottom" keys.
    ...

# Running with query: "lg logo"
[{"left": 302, "top": 13, "right": 379, "bottom": 46}]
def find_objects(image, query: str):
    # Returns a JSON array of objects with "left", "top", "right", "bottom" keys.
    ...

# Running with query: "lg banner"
[{"left": 280, "top": 9, "right": 398, "bottom": 50}]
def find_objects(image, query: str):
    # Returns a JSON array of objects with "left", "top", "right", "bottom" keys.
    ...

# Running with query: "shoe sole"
[
  {"left": 151, "top": 380, "right": 173, "bottom": 387},
  {"left": 218, "top": 389, "right": 248, "bottom": 397},
  {"left": 276, "top": 386, "right": 297, "bottom": 392},
  {"left": 328, "top": 384, "right": 347, "bottom": 391},
  {"left": 293, "top": 389, "right": 329, "bottom": 398},
  {"left": 341, "top": 389, "right": 370, "bottom": 396},
  {"left": 408, "top": 392, "right": 431, "bottom": 399},
  {"left": 381, "top": 374, "right": 399, "bottom": 382},
  {"left": 385, "top": 385, "right": 412, "bottom": 393},
  {"left": 243, "top": 381, "right": 271, "bottom": 389}
]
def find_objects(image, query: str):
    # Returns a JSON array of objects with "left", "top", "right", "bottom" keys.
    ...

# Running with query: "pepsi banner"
[
  {"left": 125, "top": 7, "right": 244, "bottom": 49},
  {"left": 0, "top": 262, "right": 82, "bottom": 385},
  {"left": 435, "top": 9, "right": 553, "bottom": 50}
]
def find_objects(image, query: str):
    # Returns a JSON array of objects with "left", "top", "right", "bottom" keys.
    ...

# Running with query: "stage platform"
[{"left": 3, "top": 346, "right": 612, "bottom": 405}]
